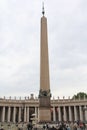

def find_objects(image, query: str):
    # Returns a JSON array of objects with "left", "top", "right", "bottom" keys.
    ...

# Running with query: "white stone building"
[{"left": 0, "top": 94, "right": 87, "bottom": 123}]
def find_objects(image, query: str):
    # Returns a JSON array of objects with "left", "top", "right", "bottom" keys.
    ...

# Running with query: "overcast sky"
[{"left": 0, "top": 0, "right": 87, "bottom": 99}]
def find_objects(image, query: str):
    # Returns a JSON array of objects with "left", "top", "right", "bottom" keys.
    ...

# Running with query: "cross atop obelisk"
[
  {"left": 42, "top": 2, "right": 45, "bottom": 16},
  {"left": 39, "top": 3, "right": 51, "bottom": 122}
]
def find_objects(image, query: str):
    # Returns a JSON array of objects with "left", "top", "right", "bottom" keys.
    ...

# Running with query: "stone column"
[
  {"left": 24, "top": 106, "right": 26, "bottom": 122},
  {"left": 27, "top": 107, "right": 29, "bottom": 122},
  {"left": 63, "top": 106, "right": 67, "bottom": 121},
  {"left": 38, "top": 107, "right": 39, "bottom": 122},
  {"left": 58, "top": 106, "right": 61, "bottom": 121},
  {"left": 35, "top": 107, "right": 37, "bottom": 119},
  {"left": 84, "top": 106, "right": 87, "bottom": 121},
  {"left": 35, "top": 107, "right": 38, "bottom": 123},
  {"left": 53, "top": 106, "right": 56, "bottom": 121},
  {"left": 13, "top": 107, "right": 16, "bottom": 123},
  {"left": 79, "top": 106, "right": 83, "bottom": 121},
  {"left": 74, "top": 106, "right": 77, "bottom": 121},
  {"left": 18, "top": 107, "right": 21, "bottom": 122},
  {"left": 69, "top": 106, "right": 72, "bottom": 121},
  {"left": 8, "top": 106, "right": 11, "bottom": 122},
  {"left": 2, "top": 106, "right": 5, "bottom": 122},
  {"left": 85, "top": 111, "right": 87, "bottom": 121}
]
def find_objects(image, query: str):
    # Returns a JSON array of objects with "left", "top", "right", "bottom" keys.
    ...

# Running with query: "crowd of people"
[
  {"left": 41, "top": 121, "right": 86, "bottom": 130},
  {"left": 0, "top": 121, "right": 87, "bottom": 130},
  {"left": 33, "top": 121, "right": 87, "bottom": 130}
]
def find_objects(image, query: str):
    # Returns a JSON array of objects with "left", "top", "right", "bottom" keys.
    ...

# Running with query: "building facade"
[{"left": 0, "top": 95, "right": 87, "bottom": 123}]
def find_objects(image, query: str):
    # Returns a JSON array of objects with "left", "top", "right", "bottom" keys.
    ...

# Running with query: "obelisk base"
[
  {"left": 39, "top": 90, "right": 51, "bottom": 122},
  {"left": 39, "top": 108, "right": 51, "bottom": 122}
]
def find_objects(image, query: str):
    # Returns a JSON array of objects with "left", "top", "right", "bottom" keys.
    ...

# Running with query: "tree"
[{"left": 72, "top": 92, "right": 87, "bottom": 99}]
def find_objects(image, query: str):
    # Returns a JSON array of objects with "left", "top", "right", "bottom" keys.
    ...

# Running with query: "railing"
[{"left": 0, "top": 95, "right": 87, "bottom": 102}]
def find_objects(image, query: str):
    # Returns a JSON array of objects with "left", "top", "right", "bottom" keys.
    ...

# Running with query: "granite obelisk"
[{"left": 39, "top": 5, "right": 51, "bottom": 122}]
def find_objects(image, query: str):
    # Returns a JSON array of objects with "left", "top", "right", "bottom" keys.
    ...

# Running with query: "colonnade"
[
  {"left": 0, "top": 98, "right": 87, "bottom": 123},
  {"left": 0, "top": 106, "right": 39, "bottom": 123},
  {"left": 51, "top": 105, "right": 87, "bottom": 122},
  {"left": 0, "top": 105, "right": 87, "bottom": 123}
]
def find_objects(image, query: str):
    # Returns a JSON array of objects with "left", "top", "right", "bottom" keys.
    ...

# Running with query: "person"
[
  {"left": 66, "top": 125, "right": 71, "bottom": 130},
  {"left": 73, "top": 122, "right": 77, "bottom": 130},
  {"left": 27, "top": 123, "right": 32, "bottom": 130},
  {"left": 58, "top": 124, "right": 63, "bottom": 130},
  {"left": 43, "top": 124, "right": 46, "bottom": 130},
  {"left": 51, "top": 126, "right": 57, "bottom": 130},
  {"left": 46, "top": 123, "right": 49, "bottom": 129}
]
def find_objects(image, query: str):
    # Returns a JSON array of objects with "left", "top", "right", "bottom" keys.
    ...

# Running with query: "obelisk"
[{"left": 39, "top": 4, "right": 51, "bottom": 122}]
